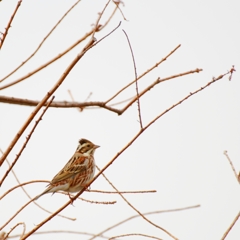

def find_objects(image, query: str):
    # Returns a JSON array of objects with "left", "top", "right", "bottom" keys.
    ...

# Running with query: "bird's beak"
[{"left": 94, "top": 145, "right": 100, "bottom": 149}]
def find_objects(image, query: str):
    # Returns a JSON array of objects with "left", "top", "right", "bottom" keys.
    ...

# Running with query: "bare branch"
[
  {"left": 9, "top": 230, "right": 111, "bottom": 239},
  {"left": 123, "top": 29, "right": 143, "bottom": 129},
  {"left": 92, "top": 0, "right": 111, "bottom": 39},
  {"left": 3, "top": 222, "right": 25, "bottom": 240},
  {"left": 0, "top": 1, "right": 22, "bottom": 50},
  {"left": 87, "top": 189, "right": 156, "bottom": 194},
  {"left": 0, "top": 96, "right": 122, "bottom": 114},
  {"left": 221, "top": 211, "right": 240, "bottom": 240},
  {"left": 78, "top": 197, "right": 116, "bottom": 205},
  {"left": 223, "top": 150, "right": 240, "bottom": 183},
  {"left": 109, "top": 233, "right": 162, "bottom": 240},
  {"left": 228, "top": 65, "right": 236, "bottom": 81}
]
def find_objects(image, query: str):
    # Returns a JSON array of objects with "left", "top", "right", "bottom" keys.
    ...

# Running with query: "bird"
[{"left": 34, "top": 138, "right": 100, "bottom": 201}]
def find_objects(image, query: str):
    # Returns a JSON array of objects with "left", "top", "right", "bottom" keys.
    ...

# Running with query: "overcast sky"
[{"left": 0, "top": 1, "right": 239, "bottom": 240}]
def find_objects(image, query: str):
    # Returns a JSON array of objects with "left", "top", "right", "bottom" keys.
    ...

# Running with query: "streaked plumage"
[{"left": 34, "top": 138, "right": 99, "bottom": 200}]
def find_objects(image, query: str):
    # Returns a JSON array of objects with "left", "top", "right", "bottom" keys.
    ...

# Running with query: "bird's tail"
[{"left": 33, "top": 186, "right": 52, "bottom": 201}]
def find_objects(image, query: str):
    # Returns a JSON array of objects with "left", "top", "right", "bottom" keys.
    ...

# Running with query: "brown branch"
[
  {"left": 223, "top": 150, "right": 240, "bottom": 183},
  {"left": 87, "top": 189, "right": 156, "bottom": 194},
  {"left": 105, "top": 44, "right": 181, "bottom": 104},
  {"left": 228, "top": 65, "right": 236, "bottom": 81},
  {"left": 109, "top": 233, "right": 162, "bottom": 240},
  {"left": 92, "top": 166, "right": 178, "bottom": 240},
  {"left": 0, "top": 96, "right": 55, "bottom": 185},
  {"left": 21, "top": 70, "right": 229, "bottom": 239},
  {"left": 221, "top": 211, "right": 240, "bottom": 240},
  {"left": 0, "top": 96, "right": 122, "bottom": 114},
  {"left": 114, "top": 0, "right": 127, "bottom": 21},
  {"left": 10, "top": 230, "right": 111, "bottom": 239},
  {"left": 123, "top": 29, "right": 143, "bottom": 129},
  {"left": 92, "top": 205, "right": 200, "bottom": 239},
  {"left": 78, "top": 197, "right": 116, "bottom": 205},
  {"left": 0, "top": 37, "right": 95, "bottom": 168},
  {"left": 3, "top": 222, "right": 25, "bottom": 240},
  {"left": 92, "top": 0, "right": 111, "bottom": 39},
  {"left": 0, "top": 1, "right": 22, "bottom": 50}
]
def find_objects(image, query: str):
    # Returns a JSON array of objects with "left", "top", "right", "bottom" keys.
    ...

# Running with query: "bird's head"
[{"left": 76, "top": 138, "right": 100, "bottom": 155}]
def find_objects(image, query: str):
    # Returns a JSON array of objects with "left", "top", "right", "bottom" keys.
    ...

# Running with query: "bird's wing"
[{"left": 50, "top": 153, "right": 89, "bottom": 184}]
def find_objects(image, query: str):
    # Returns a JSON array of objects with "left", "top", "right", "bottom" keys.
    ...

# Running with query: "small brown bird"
[{"left": 34, "top": 138, "right": 99, "bottom": 200}]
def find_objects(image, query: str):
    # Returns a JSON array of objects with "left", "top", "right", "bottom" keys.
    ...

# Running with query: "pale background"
[{"left": 0, "top": 0, "right": 239, "bottom": 239}]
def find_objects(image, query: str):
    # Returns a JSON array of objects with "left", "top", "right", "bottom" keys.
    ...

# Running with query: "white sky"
[{"left": 0, "top": 0, "right": 239, "bottom": 239}]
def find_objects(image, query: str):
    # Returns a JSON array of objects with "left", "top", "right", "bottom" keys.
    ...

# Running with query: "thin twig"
[
  {"left": 0, "top": 0, "right": 82, "bottom": 82},
  {"left": 87, "top": 189, "right": 156, "bottom": 194},
  {"left": 0, "top": 96, "right": 122, "bottom": 114},
  {"left": 92, "top": 0, "right": 111, "bottom": 39},
  {"left": 122, "top": 29, "right": 143, "bottom": 129},
  {"left": 3, "top": 222, "right": 25, "bottom": 240},
  {"left": 9, "top": 230, "right": 111, "bottom": 239},
  {"left": 223, "top": 150, "right": 240, "bottom": 183},
  {"left": 109, "top": 233, "right": 162, "bottom": 240},
  {"left": 221, "top": 211, "right": 240, "bottom": 240},
  {"left": 78, "top": 197, "right": 116, "bottom": 205},
  {"left": 228, "top": 65, "right": 236, "bottom": 81},
  {"left": 92, "top": 166, "right": 178, "bottom": 240},
  {"left": 0, "top": 96, "right": 55, "bottom": 185},
  {"left": 0, "top": 1, "right": 22, "bottom": 50},
  {"left": 113, "top": 0, "right": 127, "bottom": 21}
]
